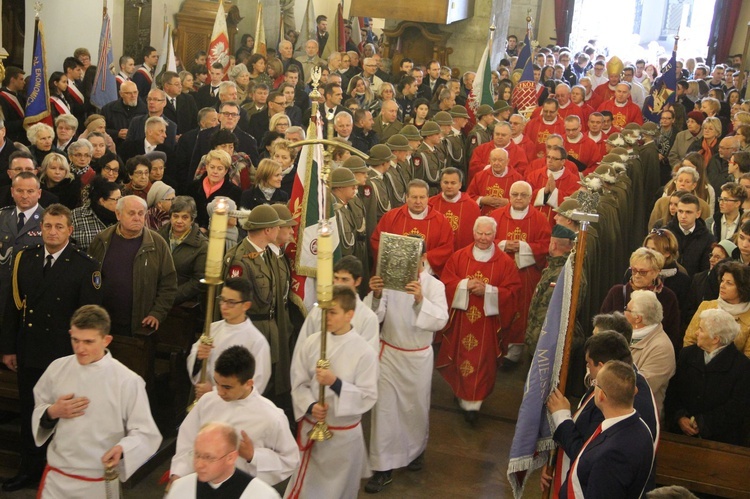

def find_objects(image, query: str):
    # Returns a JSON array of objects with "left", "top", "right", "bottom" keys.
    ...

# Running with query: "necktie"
[
  {"left": 212, "top": 86, "right": 218, "bottom": 97},
  {"left": 16, "top": 212, "right": 25, "bottom": 232},
  {"left": 44, "top": 255, "right": 53, "bottom": 275},
  {"left": 170, "top": 98, "right": 176, "bottom": 109}
]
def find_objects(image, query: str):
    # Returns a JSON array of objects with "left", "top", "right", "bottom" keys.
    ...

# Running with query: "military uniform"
[
  {"left": 465, "top": 123, "right": 491, "bottom": 170},
  {"left": 413, "top": 143, "right": 445, "bottom": 196},
  {"left": 384, "top": 161, "right": 409, "bottom": 208},
  {"left": 1, "top": 242, "right": 101, "bottom": 480}
]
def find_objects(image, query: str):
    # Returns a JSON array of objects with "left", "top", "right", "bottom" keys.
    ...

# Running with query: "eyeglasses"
[
  {"left": 103, "top": 166, "right": 119, "bottom": 173},
  {"left": 271, "top": 101, "right": 286, "bottom": 106},
  {"left": 719, "top": 197, "right": 740, "bottom": 203},
  {"left": 147, "top": 98, "right": 166, "bottom": 102},
  {"left": 191, "top": 451, "right": 233, "bottom": 464},
  {"left": 220, "top": 112, "right": 240, "bottom": 118},
  {"left": 218, "top": 296, "right": 248, "bottom": 307},
  {"left": 591, "top": 378, "right": 608, "bottom": 397},
  {"left": 71, "top": 153, "right": 91, "bottom": 158},
  {"left": 630, "top": 267, "right": 653, "bottom": 276},
  {"left": 546, "top": 156, "right": 562, "bottom": 161},
  {"left": 107, "top": 196, "right": 122, "bottom": 202}
]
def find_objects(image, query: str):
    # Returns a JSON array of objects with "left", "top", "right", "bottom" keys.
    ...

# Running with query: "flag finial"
[
  {"left": 526, "top": 9, "right": 532, "bottom": 23},
  {"left": 34, "top": 1, "right": 43, "bottom": 19}
]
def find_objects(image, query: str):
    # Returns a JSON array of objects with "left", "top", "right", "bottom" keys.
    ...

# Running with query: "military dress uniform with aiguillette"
[
  {"left": 413, "top": 142, "right": 446, "bottom": 196},
  {"left": 0, "top": 206, "right": 44, "bottom": 323},
  {"left": 333, "top": 192, "right": 371, "bottom": 295},
  {"left": 224, "top": 240, "right": 290, "bottom": 396},
  {"left": 1, "top": 243, "right": 101, "bottom": 478}
]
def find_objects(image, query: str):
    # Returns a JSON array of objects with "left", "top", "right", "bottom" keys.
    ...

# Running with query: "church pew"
[{"left": 656, "top": 431, "right": 750, "bottom": 498}]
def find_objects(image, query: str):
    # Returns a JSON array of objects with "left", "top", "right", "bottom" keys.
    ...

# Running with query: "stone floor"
[{"left": 0, "top": 358, "right": 545, "bottom": 499}]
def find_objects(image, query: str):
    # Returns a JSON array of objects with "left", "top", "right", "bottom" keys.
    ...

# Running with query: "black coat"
[
  {"left": 193, "top": 83, "right": 220, "bottom": 110},
  {"left": 43, "top": 177, "right": 82, "bottom": 210},
  {"left": 191, "top": 126, "right": 260, "bottom": 179},
  {"left": 248, "top": 109, "right": 271, "bottom": 145},
  {"left": 240, "top": 186, "right": 289, "bottom": 210},
  {"left": 162, "top": 93, "right": 199, "bottom": 134},
  {"left": 350, "top": 126, "right": 380, "bottom": 154},
  {"left": 712, "top": 209, "right": 743, "bottom": 242},
  {"left": 0, "top": 140, "right": 19, "bottom": 187},
  {"left": 125, "top": 114, "right": 179, "bottom": 151},
  {"left": 100, "top": 98, "right": 148, "bottom": 146},
  {"left": 665, "top": 343, "right": 750, "bottom": 445},
  {"left": 666, "top": 217, "right": 715, "bottom": 277},
  {"left": 186, "top": 176, "right": 242, "bottom": 229},
  {"left": 0, "top": 243, "right": 101, "bottom": 369}
]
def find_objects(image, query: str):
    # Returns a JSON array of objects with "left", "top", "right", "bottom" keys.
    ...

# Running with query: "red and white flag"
[
  {"left": 253, "top": 3, "right": 267, "bottom": 56},
  {"left": 208, "top": 0, "right": 230, "bottom": 76}
]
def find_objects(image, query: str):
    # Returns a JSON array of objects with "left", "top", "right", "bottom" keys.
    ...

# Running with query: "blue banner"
[
  {"left": 652, "top": 51, "right": 677, "bottom": 114},
  {"left": 24, "top": 21, "right": 52, "bottom": 128},
  {"left": 91, "top": 12, "right": 118, "bottom": 109}
]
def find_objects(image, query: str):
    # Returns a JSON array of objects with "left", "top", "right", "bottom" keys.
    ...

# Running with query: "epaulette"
[
  {"left": 20, "top": 243, "right": 43, "bottom": 252},
  {"left": 73, "top": 246, "right": 98, "bottom": 263},
  {"left": 0, "top": 205, "right": 15, "bottom": 212}
]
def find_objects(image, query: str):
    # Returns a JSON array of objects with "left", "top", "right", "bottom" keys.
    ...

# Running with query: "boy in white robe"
[
  {"left": 167, "top": 422, "right": 280, "bottom": 499},
  {"left": 285, "top": 286, "right": 379, "bottom": 499},
  {"left": 364, "top": 255, "right": 449, "bottom": 493},
  {"left": 295, "top": 256, "right": 380, "bottom": 354},
  {"left": 188, "top": 277, "right": 272, "bottom": 398},
  {"left": 171, "top": 346, "right": 299, "bottom": 486},
  {"left": 32, "top": 305, "right": 161, "bottom": 499}
]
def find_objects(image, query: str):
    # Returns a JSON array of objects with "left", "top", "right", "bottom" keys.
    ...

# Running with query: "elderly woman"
[
  {"left": 269, "top": 113, "right": 291, "bottom": 137},
  {"left": 66, "top": 139, "right": 97, "bottom": 187},
  {"left": 27, "top": 123, "right": 62, "bottom": 166},
  {"left": 668, "top": 111, "right": 704, "bottom": 169},
  {"left": 122, "top": 155, "right": 152, "bottom": 200},
  {"left": 71, "top": 176, "right": 121, "bottom": 251},
  {"left": 145, "top": 151, "right": 167, "bottom": 184},
  {"left": 186, "top": 149, "right": 242, "bottom": 229},
  {"left": 665, "top": 308, "right": 750, "bottom": 445},
  {"left": 156, "top": 196, "right": 207, "bottom": 306},
  {"left": 87, "top": 132, "right": 109, "bottom": 167},
  {"left": 39, "top": 152, "right": 81, "bottom": 210},
  {"left": 686, "top": 240, "right": 737, "bottom": 322},
  {"left": 642, "top": 228, "right": 692, "bottom": 305},
  {"left": 239, "top": 158, "right": 288, "bottom": 210},
  {"left": 625, "top": 290, "right": 676, "bottom": 417},
  {"left": 688, "top": 116, "right": 721, "bottom": 167},
  {"left": 668, "top": 154, "right": 715, "bottom": 210},
  {"left": 684, "top": 262, "right": 750, "bottom": 359},
  {"left": 601, "top": 247, "right": 681, "bottom": 353},
  {"left": 54, "top": 114, "right": 78, "bottom": 153},
  {"left": 145, "top": 180, "right": 175, "bottom": 230},
  {"left": 194, "top": 129, "right": 254, "bottom": 190},
  {"left": 712, "top": 182, "right": 746, "bottom": 241},
  {"left": 228, "top": 63, "right": 251, "bottom": 102}
]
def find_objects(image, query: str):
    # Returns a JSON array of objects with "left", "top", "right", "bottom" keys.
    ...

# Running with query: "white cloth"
[
  {"left": 171, "top": 389, "right": 298, "bottom": 485},
  {"left": 33, "top": 352, "right": 161, "bottom": 498},
  {"left": 364, "top": 272, "right": 448, "bottom": 471},
  {"left": 284, "top": 329, "right": 378, "bottom": 499},
  {"left": 452, "top": 245, "right": 500, "bottom": 316},
  {"left": 296, "top": 298, "right": 380, "bottom": 354},
  {"left": 187, "top": 319, "right": 271, "bottom": 395},
  {"left": 167, "top": 472, "right": 280, "bottom": 499}
]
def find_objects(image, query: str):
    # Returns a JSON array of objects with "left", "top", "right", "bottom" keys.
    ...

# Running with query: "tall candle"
[
  {"left": 205, "top": 197, "right": 228, "bottom": 280},
  {"left": 316, "top": 224, "right": 333, "bottom": 303}
]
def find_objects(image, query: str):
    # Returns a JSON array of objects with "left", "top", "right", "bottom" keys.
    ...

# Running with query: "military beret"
[
  {"left": 242, "top": 204, "right": 283, "bottom": 231},
  {"left": 420, "top": 121, "right": 441, "bottom": 137},
  {"left": 551, "top": 224, "right": 577, "bottom": 240},
  {"left": 329, "top": 167, "right": 359, "bottom": 188},
  {"left": 367, "top": 144, "right": 395, "bottom": 165},
  {"left": 342, "top": 156, "right": 368, "bottom": 173}
]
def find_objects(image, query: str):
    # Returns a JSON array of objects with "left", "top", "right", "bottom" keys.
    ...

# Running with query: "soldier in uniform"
[
  {"left": 432, "top": 111, "right": 456, "bottom": 172},
  {"left": 365, "top": 144, "right": 395, "bottom": 224},
  {"left": 0, "top": 172, "right": 44, "bottom": 325},
  {"left": 448, "top": 105, "right": 470, "bottom": 185},
  {"left": 413, "top": 121, "right": 446, "bottom": 196},
  {"left": 400, "top": 125, "right": 423, "bottom": 181},
  {"left": 384, "top": 134, "right": 412, "bottom": 208},
  {"left": 465, "top": 104, "right": 495, "bottom": 175},
  {"left": 223, "top": 205, "right": 290, "bottom": 403},
  {"left": 1, "top": 204, "right": 101, "bottom": 491}
]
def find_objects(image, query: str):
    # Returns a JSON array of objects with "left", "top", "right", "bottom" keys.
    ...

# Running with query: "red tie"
[{"left": 566, "top": 423, "right": 603, "bottom": 499}]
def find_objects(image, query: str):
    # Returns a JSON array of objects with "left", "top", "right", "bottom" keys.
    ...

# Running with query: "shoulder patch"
[
  {"left": 363, "top": 186, "right": 372, "bottom": 198},
  {"left": 228, "top": 265, "right": 244, "bottom": 278},
  {"left": 413, "top": 157, "right": 422, "bottom": 167},
  {"left": 92, "top": 271, "right": 102, "bottom": 289},
  {"left": 471, "top": 136, "right": 477, "bottom": 145}
]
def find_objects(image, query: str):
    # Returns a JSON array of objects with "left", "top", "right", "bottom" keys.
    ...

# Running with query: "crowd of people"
[{"left": 0, "top": 14, "right": 750, "bottom": 498}]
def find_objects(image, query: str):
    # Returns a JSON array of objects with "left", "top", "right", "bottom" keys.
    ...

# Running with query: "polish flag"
[{"left": 207, "top": 0, "right": 230, "bottom": 76}]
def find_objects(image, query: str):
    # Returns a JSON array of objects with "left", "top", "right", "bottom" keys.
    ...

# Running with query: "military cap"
[
  {"left": 610, "top": 147, "right": 629, "bottom": 156},
  {"left": 593, "top": 164, "right": 618, "bottom": 183},
  {"left": 420, "top": 121, "right": 441, "bottom": 137},
  {"left": 400, "top": 124, "right": 422, "bottom": 141},
  {"left": 386, "top": 134, "right": 412, "bottom": 151},
  {"left": 551, "top": 224, "right": 577, "bottom": 240},
  {"left": 450, "top": 105, "right": 470, "bottom": 118},
  {"left": 342, "top": 155, "right": 368, "bottom": 173},
  {"left": 433, "top": 111, "right": 453, "bottom": 126},
  {"left": 329, "top": 167, "right": 359, "bottom": 188},
  {"left": 622, "top": 122, "right": 641, "bottom": 132},
  {"left": 640, "top": 122, "right": 659, "bottom": 136},
  {"left": 553, "top": 197, "right": 579, "bottom": 218},
  {"left": 476, "top": 104, "right": 494, "bottom": 118},
  {"left": 606, "top": 133, "right": 626, "bottom": 146},
  {"left": 493, "top": 100, "right": 511, "bottom": 113},
  {"left": 601, "top": 153, "right": 625, "bottom": 164},
  {"left": 242, "top": 204, "right": 282, "bottom": 231},
  {"left": 270, "top": 204, "right": 298, "bottom": 227},
  {"left": 367, "top": 144, "right": 395, "bottom": 165}
]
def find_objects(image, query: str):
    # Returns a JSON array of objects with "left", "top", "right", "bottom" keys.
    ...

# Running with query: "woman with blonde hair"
[
  {"left": 347, "top": 75, "right": 377, "bottom": 112},
  {"left": 688, "top": 116, "right": 721, "bottom": 166},
  {"left": 659, "top": 164, "right": 713, "bottom": 217},
  {"left": 39, "top": 152, "right": 81, "bottom": 209},
  {"left": 269, "top": 113, "right": 291, "bottom": 136},
  {"left": 642, "top": 227, "right": 692, "bottom": 306},
  {"left": 239, "top": 158, "right": 288, "bottom": 209},
  {"left": 186, "top": 149, "right": 242, "bottom": 229}
]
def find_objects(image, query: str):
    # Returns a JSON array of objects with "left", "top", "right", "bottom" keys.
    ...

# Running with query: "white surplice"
[
  {"left": 364, "top": 272, "right": 449, "bottom": 471},
  {"left": 187, "top": 318, "right": 272, "bottom": 395},
  {"left": 171, "top": 389, "right": 298, "bottom": 486},
  {"left": 166, "top": 472, "right": 280, "bottom": 499},
  {"left": 32, "top": 351, "right": 161, "bottom": 498},
  {"left": 295, "top": 297, "right": 381, "bottom": 354},
  {"left": 284, "top": 329, "right": 379, "bottom": 499}
]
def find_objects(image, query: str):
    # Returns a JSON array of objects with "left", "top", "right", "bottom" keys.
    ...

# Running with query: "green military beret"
[{"left": 551, "top": 224, "right": 577, "bottom": 240}]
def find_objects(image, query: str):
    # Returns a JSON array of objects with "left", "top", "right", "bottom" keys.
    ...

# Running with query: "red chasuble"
[
  {"left": 597, "top": 99, "right": 644, "bottom": 128},
  {"left": 436, "top": 245, "right": 521, "bottom": 401},
  {"left": 525, "top": 118, "right": 566, "bottom": 160},
  {"left": 526, "top": 157, "right": 579, "bottom": 178},
  {"left": 468, "top": 141, "right": 529, "bottom": 181},
  {"left": 372, "top": 205, "right": 455, "bottom": 276},
  {"left": 564, "top": 135, "right": 604, "bottom": 175},
  {"left": 489, "top": 205, "right": 551, "bottom": 347},
  {"left": 466, "top": 168, "right": 523, "bottom": 216},
  {"left": 429, "top": 193, "right": 481, "bottom": 250},
  {"left": 526, "top": 167, "right": 582, "bottom": 226}
]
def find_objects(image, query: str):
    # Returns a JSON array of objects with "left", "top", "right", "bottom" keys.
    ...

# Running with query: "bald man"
[
  {"left": 597, "top": 82, "right": 644, "bottom": 128},
  {"left": 100, "top": 81, "right": 147, "bottom": 146},
  {"left": 372, "top": 100, "right": 404, "bottom": 142}
]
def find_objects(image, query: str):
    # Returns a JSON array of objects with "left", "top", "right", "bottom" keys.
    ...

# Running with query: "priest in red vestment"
[
  {"left": 467, "top": 148, "right": 522, "bottom": 216},
  {"left": 563, "top": 115, "right": 603, "bottom": 175},
  {"left": 372, "top": 179, "right": 455, "bottom": 276},
  {"left": 429, "top": 167, "right": 480, "bottom": 250},
  {"left": 489, "top": 181, "right": 551, "bottom": 363},
  {"left": 468, "top": 122, "right": 528, "bottom": 181},
  {"left": 509, "top": 114, "right": 537, "bottom": 176},
  {"left": 526, "top": 145, "right": 582, "bottom": 226},
  {"left": 436, "top": 216, "right": 521, "bottom": 424},
  {"left": 597, "top": 83, "right": 644, "bottom": 129},
  {"left": 525, "top": 99, "right": 566, "bottom": 160},
  {"left": 525, "top": 134, "right": 579, "bottom": 178}
]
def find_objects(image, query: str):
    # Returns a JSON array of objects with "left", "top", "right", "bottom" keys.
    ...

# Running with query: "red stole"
[
  {"left": 564, "top": 135, "right": 604, "bottom": 175},
  {"left": 429, "top": 193, "right": 481, "bottom": 250},
  {"left": 597, "top": 99, "right": 644, "bottom": 128},
  {"left": 526, "top": 168, "right": 582, "bottom": 226}
]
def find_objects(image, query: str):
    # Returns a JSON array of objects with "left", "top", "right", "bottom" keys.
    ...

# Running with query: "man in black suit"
[
  {"left": 302, "top": 83, "right": 347, "bottom": 129},
  {"left": 63, "top": 57, "right": 88, "bottom": 132},
  {"left": 161, "top": 71, "right": 198, "bottom": 135},
  {"left": 191, "top": 102, "right": 259, "bottom": 176},
  {"left": 558, "top": 359, "right": 655, "bottom": 499},
  {"left": 174, "top": 108, "right": 218, "bottom": 193},
  {"left": 0, "top": 67, "right": 27, "bottom": 145},
  {"left": 0, "top": 204, "right": 101, "bottom": 492},
  {"left": 315, "top": 15, "right": 329, "bottom": 58},
  {"left": 119, "top": 116, "right": 174, "bottom": 164},
  {"left": 248, "top": 91, "right": 288, "bottom": 145},
  {"left": 419, "top": 60, "right": 448, "bottom": 101},
  {"left": 0, "top": 120, "right": 19, "bottom": 187},
  {"left": 194, "top": 63, "right": 224, "bottom": 109},
  {"left": 101, "top": 81, "right": 147, "bottom": 147},
  {"left": 215, "top": 82, "right": 251, "bottom": 135},
  {"left": 125, "top": 88, "right": 178, "bottom": 150}
]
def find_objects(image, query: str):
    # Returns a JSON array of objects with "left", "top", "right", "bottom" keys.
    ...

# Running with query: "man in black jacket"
[
  {"left": 100, "top": 81, "right": 147, "bottom": 147},
  {"left": 191, "top": 102, "right": 259, "bottom": 175},
  {"left": 161, "top": 71, "right": 198, "bottom": 135},
  {"left": 666, "top": 193, "right": 715, "bottom": 276}
]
